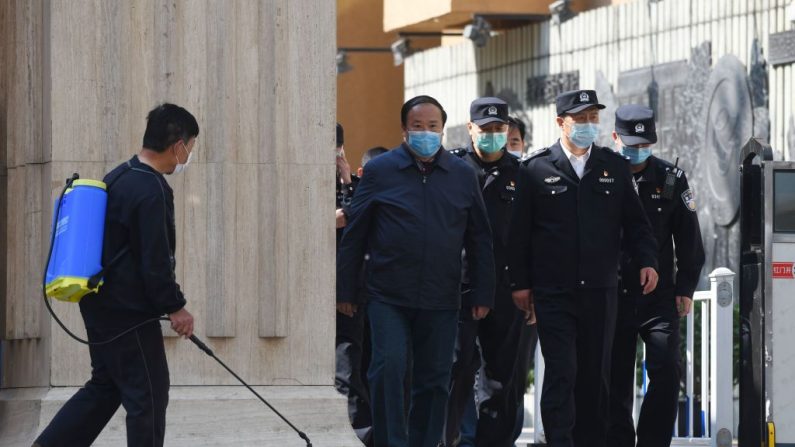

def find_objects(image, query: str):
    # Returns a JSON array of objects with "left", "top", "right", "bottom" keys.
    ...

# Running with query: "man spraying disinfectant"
[
  {"left": 35, "top": 104, "right": 198, "bottom": 447},
  {"left": 36, "top": 102, "right": 314, "bottom": 447}
]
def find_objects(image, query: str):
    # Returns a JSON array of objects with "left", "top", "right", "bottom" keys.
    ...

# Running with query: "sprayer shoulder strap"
[{"left": 87, "top": 161, "right": 134, "bottom": 290}]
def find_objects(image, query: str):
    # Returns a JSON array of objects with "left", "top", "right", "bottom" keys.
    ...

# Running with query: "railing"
[{"left": 520, "top": 268, "right": 735, "bottom": 447}]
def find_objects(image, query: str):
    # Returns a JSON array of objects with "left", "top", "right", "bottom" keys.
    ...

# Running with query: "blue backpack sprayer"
[{"left": 44, "top": 173, "right": 312, "bottom": 446}]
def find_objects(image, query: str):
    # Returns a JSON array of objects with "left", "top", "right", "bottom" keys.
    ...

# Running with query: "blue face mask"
[
  {"left": 620, "top": 145, "right": 652, "bottom": 165},
  {"left": 406, "top": 131, "right": 442, "bottom": 158},
  {"left": 568, "top": 123, "right": 600, "bottom": 148},
  {"left": 476, "top": 132, "right": 508, "bottom": 154}
]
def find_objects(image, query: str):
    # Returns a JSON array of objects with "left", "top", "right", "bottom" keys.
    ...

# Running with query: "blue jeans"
[{"left": 367, "top": 300, "right": 459, "bottom": 447}]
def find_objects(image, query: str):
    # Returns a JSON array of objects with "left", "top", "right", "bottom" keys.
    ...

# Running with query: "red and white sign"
[{"left": 773, "top": 262, "right": 795, "bottom": 279}]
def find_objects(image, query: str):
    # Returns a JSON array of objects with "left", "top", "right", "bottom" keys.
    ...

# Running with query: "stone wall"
[
  {"left": 2, "top": 0, "right": 337, "bottom": 387},
  {"left": 0, "top": 1, "right": 355, "bottom": 444}
]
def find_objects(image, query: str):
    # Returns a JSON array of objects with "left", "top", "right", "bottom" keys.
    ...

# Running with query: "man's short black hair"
[
  {"left": 142, "top": 103, "right": 200, "bottom": 152},
  {"left": 400, "top": 95, "right": 448, "bottom": 127},
  {"left": 336, "top": 123, "right": 344, "bottom": 148},
  {"left": 507, "top": 116, "right": 526, "bottom": 141},
  {"left": 361, "top": 146, "right": 388, "bottom": 166}
]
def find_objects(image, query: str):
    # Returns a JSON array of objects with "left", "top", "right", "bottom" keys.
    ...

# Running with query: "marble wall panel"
[
  {"left": 1, "top": 1, "right": 8, "bottom": 171},
  {"left": 280, "top": 2, "right": 337, "bottom": 167},
  {"left": 5, "top": 0, "right": 336, "bottom": 387},
  {"left": 203, "top": 161, "right": 239, "bottom": 337},
  {"left": 0, "top": 338, "right": 49, "bottom": 387},
  {"left": 5, "top": 0, "right": 44, "bottom": 168},
  {"left": 4, "top": 165, "right": 45, "bottom": 340},
  {"left": 0, "top": 2, "right": 8, "bottom": 340},
  {"left": 4, "top": 167, "right": 23, "bottom": 339},
  {"left": 257, "top": 163, "right": 284, "bottom": 338}
]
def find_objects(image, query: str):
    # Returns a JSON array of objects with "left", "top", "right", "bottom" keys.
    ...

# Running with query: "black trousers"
[
  {"left": 35, "top": 321, "right": 169, "bottom": 447},
  {"left": 512, "top": 323, "right": 538, "bottom": 439},
  {"left": 444, "top": 287, "right": 532, "bottom": 447},
  {"left": 607, "top": 289, "right": 681, "bottom": 447},
  {"left": 335, "top": 306, "right": 373, "bottom": 446},
  {"left": 534, "top": 286, "right": 617, "bottom": 447}
]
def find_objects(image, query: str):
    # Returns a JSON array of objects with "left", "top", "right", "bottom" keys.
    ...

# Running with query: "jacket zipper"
[{"left": 419, "top": 173, "right": 428, "bottom": 304}]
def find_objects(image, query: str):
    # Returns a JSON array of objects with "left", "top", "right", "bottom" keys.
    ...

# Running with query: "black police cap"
[
  {"left": 555, "top": 90, "right": 605, "bottom": 116},
  {"left": 615, "top": 104, "right": 657, "bottom": 145},
  {"left": 470, "top": 97, "right": 508, "bottom": 127}
]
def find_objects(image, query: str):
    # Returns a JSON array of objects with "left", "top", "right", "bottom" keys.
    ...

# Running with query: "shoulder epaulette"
[
  {"left": 663, "top": 167, "right": 684, "bottom": 177},
  {"left": 659, "top": 159, "right": 685, "bottom": 179},
  {"left": 521, "top": 147, "right": 550, "bottom": 165}
]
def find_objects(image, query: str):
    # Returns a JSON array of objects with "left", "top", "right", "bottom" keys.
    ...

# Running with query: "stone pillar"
[{"left": 0, "top": 1, "right": 355, "bottom": 445}]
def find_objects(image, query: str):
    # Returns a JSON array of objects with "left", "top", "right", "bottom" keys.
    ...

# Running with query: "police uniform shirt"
[
  {"left": 79, "top": 155, "right": 187, "bottom": 328},
  {"left": 559, "top": 143, "right": 592, "bottom": 179},
  {"left": 509, "top": 141, "right": 658, "bottom": 290},
  {"left": 620, "top": 155, "right": 705, "bottom": 297}
]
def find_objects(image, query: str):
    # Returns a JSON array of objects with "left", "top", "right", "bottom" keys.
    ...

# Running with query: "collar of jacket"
[
  {"left": 464, "top": 142, "right": 515, "bottom": 170},
  {"left": 129, "top": 154, "right": 165, "bottom": 178},
  {"left": 548, "top": 140, "right": 608, "bottom": 181},
  {"left": 633, "top": 154, "right": 660, "bottom": 184},
  {"left": 396, "top": 143, "right": 453, "bottom": 172}
]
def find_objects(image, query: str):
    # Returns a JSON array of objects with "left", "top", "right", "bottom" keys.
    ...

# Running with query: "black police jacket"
[
  {"left": 619, "top": 155, "right": 705, "bottom": 298},
  {"left": 509, "top": 141, "right": 658, "bottom": 290},
  {"left": 79, "top": 156, "right": 186, "bottom": 328},
  {"left": 451, "top": 144, "right": 520, "bottom": 291},
  {"left": 337, "top": 143, "right": 495, "bottom": 310}
]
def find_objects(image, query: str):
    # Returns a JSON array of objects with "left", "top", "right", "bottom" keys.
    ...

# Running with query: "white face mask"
[
  {"left": 508, "top": 150, "right": 523, "bottom": 158},
  {"left": 172, "top": 142, "right": 193, "bottom": 175}
]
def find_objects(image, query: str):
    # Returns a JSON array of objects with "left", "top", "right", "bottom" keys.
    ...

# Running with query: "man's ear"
[
  {"left": 166, "top": 140, "right": 181, "bottom": 156},
  {"left": 555, "top": 116, "right": 565, "bottom": 129},
  {"left": 357, "top": 167, "right": 363, "bottom": 177}
]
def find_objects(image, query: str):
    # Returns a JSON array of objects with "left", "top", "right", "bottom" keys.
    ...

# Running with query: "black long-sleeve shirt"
[{"left": 80, "top": 156, "right": 186, "bottom": 328}]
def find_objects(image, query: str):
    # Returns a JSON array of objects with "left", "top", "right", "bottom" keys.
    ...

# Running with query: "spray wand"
[
  {"left": 43, "top": 174, "right": 313, "bottom": 446},
  {"left": 189, "top": 336, "right": 313, "bottom": 446}
]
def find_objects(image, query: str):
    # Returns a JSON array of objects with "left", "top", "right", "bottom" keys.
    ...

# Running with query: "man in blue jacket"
[{"left": 337, "top": 95, "right": 495, "bottom": 447}]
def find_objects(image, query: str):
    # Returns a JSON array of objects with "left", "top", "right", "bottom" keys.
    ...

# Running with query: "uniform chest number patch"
[{"left": 681, "top": 189, "right": 696, "bottom": 212}]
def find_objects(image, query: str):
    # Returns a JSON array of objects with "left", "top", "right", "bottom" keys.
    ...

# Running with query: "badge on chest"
[
  {"left": 598, "top": 170, "right": 615, "bottom": 184},
  {"left": 544, "top": 176, "right": 561, "bottom": 184}
]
